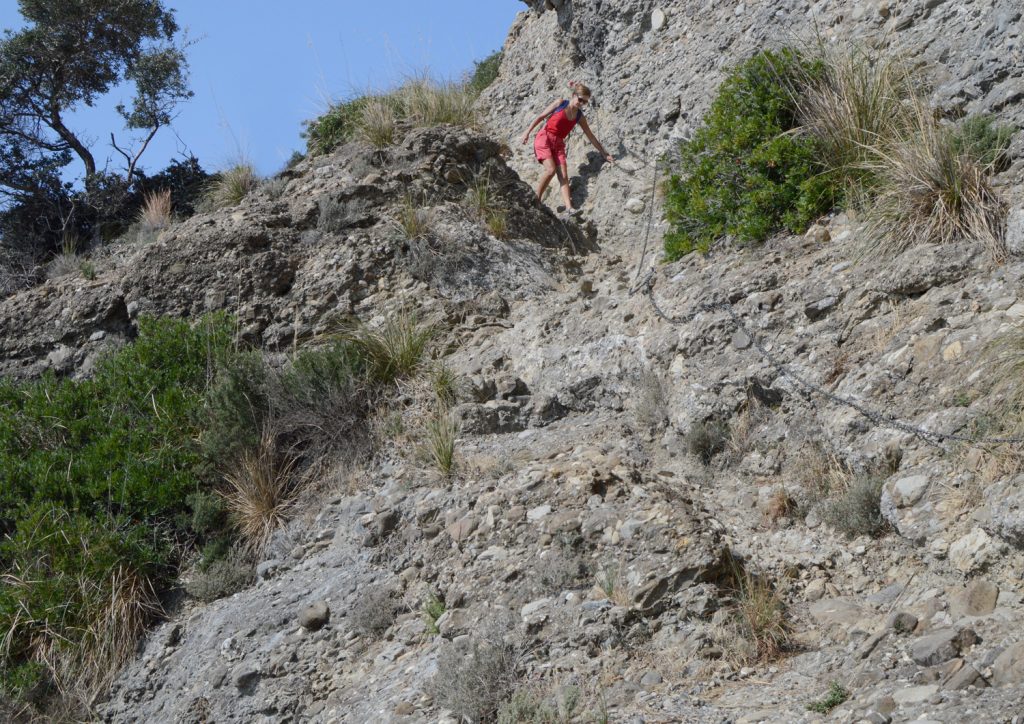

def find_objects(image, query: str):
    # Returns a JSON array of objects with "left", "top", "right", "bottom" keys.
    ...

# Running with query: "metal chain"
[{"left": 625, "top": 163, "right": 1024, "bottom": 448}]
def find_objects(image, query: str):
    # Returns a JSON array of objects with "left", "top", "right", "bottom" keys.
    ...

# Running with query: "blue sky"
[{"left": 0, "top": 1, "right": 523, "bottom": 178}]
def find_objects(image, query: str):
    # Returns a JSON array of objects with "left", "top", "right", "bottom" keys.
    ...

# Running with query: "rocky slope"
[{"left": 5, "top": 2, "right": 1024, "bottom": 723}]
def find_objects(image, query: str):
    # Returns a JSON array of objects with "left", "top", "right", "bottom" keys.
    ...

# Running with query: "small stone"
[
  {"left": 298, "top": 600, "right": 330, "bottom": 631},
  {"left": 991, "top": 641, "right": 1024, "bottom": 686},
  {"left": 949, "top": 528, "right": 998, "bottom": 573},
  {"left": 804, "top": 579, "right": 827, "bottom": 602},
  {"left": 233, "top": 666, "right": 260, "bottom": 691},
  {"left": 950, "top": 580, "right": 999, "bottom": 619},
  {"left": 805, "top": 224, "right": 830, "bottom": 244},
  {"left": 394, "top": 702, "right": 416, "bottom": 716},
  {"left": 527, "top": 504, "right": 552, "bottom": 522},
  {"left": 625, "top": 198, "right": 645, "bottom": 214},
  {"left": 446, "top": 515, "right": 478, "bottom": 543},
  {"left": 580, "top": 279, "right": 594, "bottom": 295},
  {"left": 640, "top": 670, "right": 663, "bottom": 687},
  {"left": 942, "top": 340, "right": 964, "bottom": 361},
  {"left": 891, "top": 475, "right": 929, "bottom": 507},
  {"left": 731, "top": 328, "right": 751, "bottom": 350},
  {"left": 651, "top": 8, "right": 667, "bottom": 30},
  {"left": 891, "top": 684, "right": 938, "bottom": 706},
  {"left": 887, "top": 611, "right": 918, "bottom": 634},
  {"left": 945, "top": 663, "right": 986, "bottom": 690},
  {"left": 910, "top": 628, "right": 976, "bottom": 666}
]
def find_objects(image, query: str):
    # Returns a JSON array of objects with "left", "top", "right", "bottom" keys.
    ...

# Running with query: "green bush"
[
  {"left": 0, "top": 315, "right": 237, "bottom": 704},
  {"left": 953, "top": 115, "right": 1015, "bottom": 171},
  {"left": 467, "top": 51, "right": 503, "bottom": 96},
  {"left": 663, "top": 49, "right": 838, "bottom": 258},
  {"left": 806, "top": 680, "right": 849, "bottom": 714},
  {"left": 303, "top": 97, "right": 374, "bottom": 155}
]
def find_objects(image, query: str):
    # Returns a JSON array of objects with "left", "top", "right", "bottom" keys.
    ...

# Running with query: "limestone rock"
[{"left": 298, "top": 600, "right": 330, "bottom": 631}]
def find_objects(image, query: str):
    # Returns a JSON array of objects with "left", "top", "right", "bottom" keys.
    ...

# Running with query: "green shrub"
[
  {"left": 0, "top": 315, "right": 237, "bottom": 707},
  {"left": 806, "top": 680, "right": 849, "bottom": 714},
  {"left": 663, "top": 49, "right": 838, "bottom": 258},
  {"left": 303, "top": 97, "right": 373, "bottom": 155},
  {"left": 953, "top": 115, "right": 1015, "bottom": 171},
  {"left": 467, "top": 51, "right": 503, "bottom": 96}
]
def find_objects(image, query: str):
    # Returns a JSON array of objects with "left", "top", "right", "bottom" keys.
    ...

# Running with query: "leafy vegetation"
[
  {"left": 666, "top": 43, "right": 1014, "bottom": 260},
  {"left": 467, "top": 51, "right": 503, "bottom": 95},
  {"left": 0, "top": 315, "right": 235, "bottom": 706},
  {"left": 0, "top": 309, "right": 435, "bottom": 714},
  {"left": 806, "top": 681, "right": 849, "bottom": 714},
  {"left": 663, "top": 49, "right": 837, "bottom": 258},
  {"left": 302, "top": 50, "right": 501, "bottom": 156}
]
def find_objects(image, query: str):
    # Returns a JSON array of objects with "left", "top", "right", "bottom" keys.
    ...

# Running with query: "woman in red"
[{"left": 520, "top": 82, "right": 614, "bottom": 214}]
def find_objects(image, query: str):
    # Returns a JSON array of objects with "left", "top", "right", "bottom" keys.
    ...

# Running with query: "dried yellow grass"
[{"left": 222, "top": 428, "right": 297, "bottom": 553}]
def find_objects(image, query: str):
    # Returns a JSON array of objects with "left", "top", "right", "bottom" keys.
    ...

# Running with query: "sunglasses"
[{"left": 576, "top": 96, "right": 590, "bottom": 105}]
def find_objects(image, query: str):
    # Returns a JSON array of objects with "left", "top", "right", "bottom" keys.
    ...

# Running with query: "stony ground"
[
  {"left": 5, "top": 1, "right": 1024, "bottom": 722},
  {"left": 98, "top": 194, "right": 1024, "bottom": 723}
]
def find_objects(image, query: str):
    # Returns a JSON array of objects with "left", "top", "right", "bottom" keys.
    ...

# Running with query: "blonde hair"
[{"left": 570, "top": 81, "right": 592, "bottom": 99}]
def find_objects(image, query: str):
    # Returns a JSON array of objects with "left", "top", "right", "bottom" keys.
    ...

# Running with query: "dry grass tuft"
[
  {"left": 358, "top": 96, "right": 400, "bottom": 150},
  {"left": 429, "top": 617, "right": 523, "bottom": 722},
  {"left": 794, "top": 43, "right": 917, "bottom": 197},
  {"left": 864, "top": 106, "right": 1007, "bottom": 260},
  {"left": 396, "top": 195, "right": 432, "bottom": 240},
  {"left": 424, "top": 405, "right": 458, "bottom": 477},
  {"left": 204, "top": 164, "right": 259, "bottom": 209},
  {"left": 400, "top": 76, "right": 478, "bottom": 128},
  {"left": 137, "top": 189, "right": 173, "bottom": 230},
  {"left": 222, "top": 428, "right": 297, "bottom": 554},
  {"left": 715, "top": 563, "right": 791, "bottom": 665},
  {"left": 342, "top": 312, "right": 432, "bottom": 386},
  {"left": 464, "top": 172, "right": 509, "bottom": 239}
]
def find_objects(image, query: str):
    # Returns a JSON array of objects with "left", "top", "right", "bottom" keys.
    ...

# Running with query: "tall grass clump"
[
  {"left": 864, "top": 104, "right": 1007, "bottom": 260},
  {"left": 400, "top": 76, "right": 478, "bottom": 129},
  {"left": 222, "top": 427, "right": 297, "bottom": 554},
  {"left": 342, "top": 312, "right": 433, "bottom": 386},
  {"left": 204, "top": 163, "right": 259, "bottom": 209},
  {"left": 791, "top": 44, "right": 917, "bottom": 201},
  {"left": 792, "top": 42, "right": 1011, "bottom": 259},
  {"left": 137, "top": 189, "right": 174, "bottom": 230},
  {"left": 663, "top": 48, "right": 838, "bottom": 259},
  {"left": 714, "top": 562, "right": 791, "bottom": 665},
  {"left": 397, "top": 194, "right": 432, "bottom": 240},
  {"left": 357, "top": 95, "right": 402, "bottom": 150}
]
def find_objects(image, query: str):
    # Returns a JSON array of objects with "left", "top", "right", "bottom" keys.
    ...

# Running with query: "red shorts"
[{"left": 534, "top": 131, "right": 567, "bottom": 166}]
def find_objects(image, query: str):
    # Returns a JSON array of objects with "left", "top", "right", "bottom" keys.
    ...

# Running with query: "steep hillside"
[{"left": 5, "top": 2, "right": 1024, "bottom": 724}]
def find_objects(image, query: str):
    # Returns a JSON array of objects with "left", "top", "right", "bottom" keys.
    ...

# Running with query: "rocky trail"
[
  {"left": 3, "top": 1, "right": 1023, "bottom": 722},
  {"left": 100, "top": 192, "right": 1024, "bottom": 722}
]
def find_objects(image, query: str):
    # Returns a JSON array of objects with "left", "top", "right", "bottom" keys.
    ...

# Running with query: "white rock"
[
  {"left": 948, "top": 528, "right": 998, "bottom": 573},
  {"left": 527, "top": 504, "right": 552, "bottom": 522},
  {"left": 651, "top": 8, "right": 667, "bottom": 31},
  {"left": 625, "top": 198, "right": 646, "bottom": 214}
]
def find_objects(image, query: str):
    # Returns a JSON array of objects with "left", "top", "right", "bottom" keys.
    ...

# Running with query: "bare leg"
[
  {"left": 557, "top": 162, "right": 572, "bottom": 210},
  {"left": 535, "top": 158, "right": 557, "bottom": 203}
]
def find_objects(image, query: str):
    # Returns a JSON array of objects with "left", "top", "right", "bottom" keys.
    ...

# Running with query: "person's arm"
[
  {"left": 578, "top": 116, "right": 614, "bottom": 162},
  {"left": 521, "top": 100, "right": 563, "bottom": 144}
]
